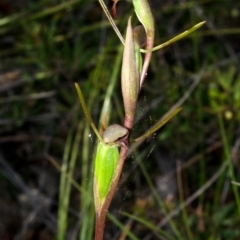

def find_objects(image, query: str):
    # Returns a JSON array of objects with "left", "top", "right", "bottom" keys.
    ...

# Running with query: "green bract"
[
  {"left": 121, "top": 17, "right": 139, "bottom": 129},
  {"left": 94, "top": 141, "right": 119, "bottom": 203}
]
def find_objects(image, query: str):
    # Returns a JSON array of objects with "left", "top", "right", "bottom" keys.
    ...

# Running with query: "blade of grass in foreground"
[
  {"left": 57, "top": 115, "right": 78, "bottom": 240},
  {"left": 107, "top": 213, "right": 139, "bottom": 240},
  {"left": 133, "top": 108, "right": 182, "bottom": 143},
  {"left": 121, "top": 212, "right": 175, "bottom": 240},
  {"left": 80, "top": 122, "right": 95, "bottom": 240},
  {"left": 218, "top": 113, "right": 240, "bottom": 215}
]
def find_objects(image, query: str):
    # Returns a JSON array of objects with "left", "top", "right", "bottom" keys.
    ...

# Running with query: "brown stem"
[
  {"left": 94, "top": 211, "right": 105, "bottom": 240},
  {"left": 124, "top": 115, "right": 135, "bottom": 130}
]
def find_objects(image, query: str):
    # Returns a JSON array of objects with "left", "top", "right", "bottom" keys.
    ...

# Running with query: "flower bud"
[{"left": 121, "top": 17, "right": 139, "bottom": 129}]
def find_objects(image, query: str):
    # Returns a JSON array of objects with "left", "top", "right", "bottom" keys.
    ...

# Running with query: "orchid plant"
[{"left": 74, "top": 0, "right": 205, "bottom": 239}]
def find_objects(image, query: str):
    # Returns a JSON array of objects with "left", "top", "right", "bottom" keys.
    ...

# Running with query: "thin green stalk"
[
  {"left": 218, "top": 113, "right": 240, "bottom": 215},
  {"left": 189, "top": 0, "right": 206, "bottom": 208},
  {"left": 120, "top": 212, "right": 175, "bottom": 240},
  {"left": 30, "top": 0, "right": 82, "bottom": 20},
  {"left": 177, "top": 162, "right": 193, "bottom": 240},
  {"left": 98, "top": 0, "right": 124, "bottom": 45},
  {"left": 197, "top": 98, "right": 206, "bottom": 205},
  {"left": 99, "top": 45, "right": 124, "bottom": 124},
  {"left": 107, "top": 213, "right": 139, "bottom": 240},
  {"left": 141, "top": 22, "right": 205, "bottom": 53},
  {"left": 62, "top": 122, "right": 83, "bottom": 233},
  {"left": 57, "top": 117, "right": 76, "bottom": 240},
  {"left": 80, "top": 123, "right": 95, "bottom": 240}
]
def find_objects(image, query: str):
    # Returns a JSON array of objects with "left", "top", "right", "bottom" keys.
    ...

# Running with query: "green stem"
[{"left": 218, "top": 113, "right": 240, "bottom": 215}]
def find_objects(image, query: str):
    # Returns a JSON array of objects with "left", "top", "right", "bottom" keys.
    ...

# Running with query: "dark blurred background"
[{"left": 0, "top": 0, "right": 240, "bottom": 239}]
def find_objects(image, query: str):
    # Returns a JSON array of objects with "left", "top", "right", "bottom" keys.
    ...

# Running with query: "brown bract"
[{"left": 121, "top": 17, "right": 139, "bottom": 130}]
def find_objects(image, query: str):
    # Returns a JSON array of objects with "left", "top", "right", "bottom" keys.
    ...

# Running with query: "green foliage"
[{"left": 208, "top": 66, "right": 240, "bottom": 116}]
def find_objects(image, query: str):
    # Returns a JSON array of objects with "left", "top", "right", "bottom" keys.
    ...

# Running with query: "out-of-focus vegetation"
[{"left": 0, "top": 0, "right": 240, "bottom": 239}]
